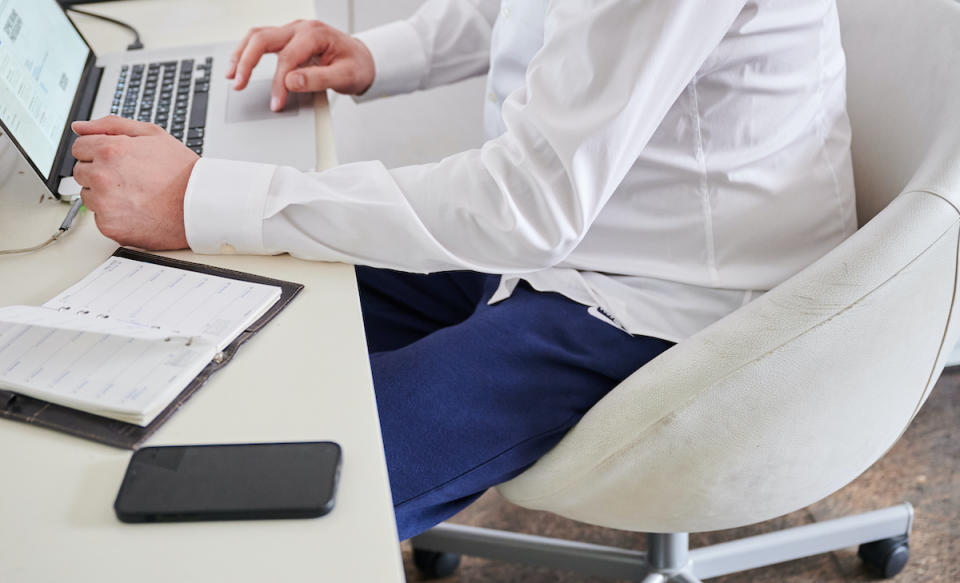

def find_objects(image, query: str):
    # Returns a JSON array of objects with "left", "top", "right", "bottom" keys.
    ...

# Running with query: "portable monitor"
[{"left": 0, "top": 1, "right": 93, "bottom": 198}]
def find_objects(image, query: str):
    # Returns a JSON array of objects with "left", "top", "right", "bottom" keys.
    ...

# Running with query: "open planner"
[{"left": 0, "top": 248, "right": 302, "bottom": 448}]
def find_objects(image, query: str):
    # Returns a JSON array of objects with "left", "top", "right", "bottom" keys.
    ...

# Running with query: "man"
[{"left": 71, "top": 0, "right": 856, "bottom": 540}]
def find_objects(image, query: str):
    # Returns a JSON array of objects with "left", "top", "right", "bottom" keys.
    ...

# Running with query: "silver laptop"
[{"left": 0, "top": 0, "right": 316, "bottom": 200}]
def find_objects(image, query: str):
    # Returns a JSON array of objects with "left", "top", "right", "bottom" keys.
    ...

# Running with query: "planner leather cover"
[{"left": 0, "top": 248, "right": 304, "bottom": 449}]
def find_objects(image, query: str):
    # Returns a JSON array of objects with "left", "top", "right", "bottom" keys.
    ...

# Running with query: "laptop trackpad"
[{"left": 225, "top": 79, "right": 299, "bottom": 123}]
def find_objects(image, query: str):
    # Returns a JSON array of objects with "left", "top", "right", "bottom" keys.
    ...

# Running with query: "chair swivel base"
[{"left": 410, "top": 503, "right": 913, "bottom": 581}]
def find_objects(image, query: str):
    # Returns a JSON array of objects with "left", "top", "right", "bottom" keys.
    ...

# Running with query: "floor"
[{"left": 400, "top": 368, "right": 960, "bottom": 582}]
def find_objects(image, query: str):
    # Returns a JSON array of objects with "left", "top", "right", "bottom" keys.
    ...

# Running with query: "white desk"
[{"left": 0, "top": 2, "right": 404, "bottom": 581}]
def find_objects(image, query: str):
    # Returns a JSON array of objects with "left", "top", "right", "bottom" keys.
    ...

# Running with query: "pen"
[{"left": 59, "top": 198, "right": 84, "bottom": 233}]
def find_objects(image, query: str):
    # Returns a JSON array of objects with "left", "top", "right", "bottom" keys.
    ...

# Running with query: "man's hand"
[
  {"left": 226, "top": 19, "right": 375, "bottom": 112},
  {"left": 71, "top": 116, "right": 199, "bottom": 250}
]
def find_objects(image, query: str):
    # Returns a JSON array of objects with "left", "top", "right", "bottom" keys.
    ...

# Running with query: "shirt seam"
[
  {"left": 815, "top": 7, "right": 849, "bottom": 238},
  {"left": 255, "top": 167, "right": 278, "bottom": 251},
  {"left": 690, "top": 77, "right": 720, "bottom": 284}
]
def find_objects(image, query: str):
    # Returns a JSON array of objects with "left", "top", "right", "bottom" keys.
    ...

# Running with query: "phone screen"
[{"left": 114, "top": 442, "right": 341, "bottom": 522}]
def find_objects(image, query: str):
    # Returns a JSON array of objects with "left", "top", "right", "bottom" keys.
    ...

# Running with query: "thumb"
[
  {"left": 285, "top": 62, "right": 357, "bottom": 94},
  {"left": 72, "top": 115, "right": 161, "bottom": 137}
]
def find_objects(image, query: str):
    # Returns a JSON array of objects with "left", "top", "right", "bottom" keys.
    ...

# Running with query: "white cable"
[{"left": 0, "top": 199, "right": 83, "bottom": 256}]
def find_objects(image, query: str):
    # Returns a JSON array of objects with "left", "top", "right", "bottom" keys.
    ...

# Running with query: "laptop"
[{"left": 0, "top": 0, "right": 317, "bottom": 200}]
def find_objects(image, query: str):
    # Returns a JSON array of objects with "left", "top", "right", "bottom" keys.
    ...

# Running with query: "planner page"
[
  {"left": 43, "top": 256, "right": 282, "bottom": 350},
  {"left": 0, "top": 306, "right": 211, "bottom": 424},
  {"left": 0, "top": 256, "right": 282, "bottom": 425}
]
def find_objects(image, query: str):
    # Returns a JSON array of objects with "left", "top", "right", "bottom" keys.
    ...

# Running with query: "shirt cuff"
[
  {"left": 183, "top": 158, "right": 277, "bottom": 255},
  {"left": 353, "top": 20, "right": 428, "bottom": 102}
]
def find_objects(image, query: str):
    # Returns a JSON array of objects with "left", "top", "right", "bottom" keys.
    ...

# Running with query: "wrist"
[
  {"left": 352, "top": 20, "right": 428, "bottom": 101},
  {"left": 183, "top": 158, "right": 277, "bottom": 255},
  {"left": 175, "top": 156, "right": 199, "bottom": 248},
  {"left": 352, "top": 38, "right": 375, "bottom": 96}
]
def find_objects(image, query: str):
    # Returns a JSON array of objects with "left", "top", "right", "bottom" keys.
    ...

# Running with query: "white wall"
[
  {"left": 317, "top": 0, "right": 486, "bottom": 167},
  {"left": 310, "top": 0, "right": 351, "bottom": 32}
]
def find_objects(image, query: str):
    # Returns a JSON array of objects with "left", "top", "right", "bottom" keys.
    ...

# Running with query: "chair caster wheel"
[
  {"left": 413, "top": 548, "right": 461, "bottom": 579},
  {"left": 858, "top": 534, "right": 909, "bottom": 578}
]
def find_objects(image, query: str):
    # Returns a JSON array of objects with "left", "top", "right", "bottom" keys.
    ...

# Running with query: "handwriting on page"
[
  {"left": 0, "top": 305, "right": 187, "bottom": 341},
  {"left": 43, "top": 257, "right": 280, "bottom": 343}
]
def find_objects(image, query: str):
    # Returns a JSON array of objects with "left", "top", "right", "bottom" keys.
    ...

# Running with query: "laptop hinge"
[{"left": 54, "top": 64, "right": 103, "bottom": 180}]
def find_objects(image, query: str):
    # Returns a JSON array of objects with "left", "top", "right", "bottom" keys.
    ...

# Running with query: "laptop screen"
[{"left": 0, "top": 1, "right": 89, "bottom": 179}]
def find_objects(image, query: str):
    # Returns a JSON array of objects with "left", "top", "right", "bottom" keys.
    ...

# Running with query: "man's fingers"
[
  {"left": 72, "top": 164, "right": 103, "bottom": 212},
  {"left": 72, "top": 115, "right": 159, "bottom": 138},
  {"left": 79, "top": 186, "right": 94, "bottom": 210},
  {"left": 72, "top": 161, "right": 92, "bottom": 187},
  {"left": 234, "top": 27, "right": 292, "bottom": 91},
  {"left": 226, "top": 29, "right": 256, "bottom": 80},
  {"left": 285, "top": 61, "right": 356, "bottom": 94},
  {"left": 270, "top": 67, "right": 289, "bottom": 112},
  {"left": 271, "top": 36, "right": 317, "bottom": 111},
  {"left": 72, "top": 135, "right": 110, "bottom": 162},
  {"left": 72, "top": 159, "right": 113, "bottom": 191}
]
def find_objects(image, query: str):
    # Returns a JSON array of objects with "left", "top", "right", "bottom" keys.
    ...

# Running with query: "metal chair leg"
[
  {"left": 688, "top": 503, "right": 913, "bottom": 579},
  {"left": 412, "top": 522, "right": 651, "bottom": 580},
  {"left": 411, "top": 503, "right": 913, "bottom": 581}
]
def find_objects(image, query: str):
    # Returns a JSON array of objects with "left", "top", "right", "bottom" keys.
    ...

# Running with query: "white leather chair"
[{"left": 411, "top": 0, "right": 960, "bottom": 580}]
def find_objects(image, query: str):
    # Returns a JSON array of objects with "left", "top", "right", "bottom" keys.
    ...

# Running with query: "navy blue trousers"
[{"left": 357, "top": 267, "right": 674, "bottom": 541}]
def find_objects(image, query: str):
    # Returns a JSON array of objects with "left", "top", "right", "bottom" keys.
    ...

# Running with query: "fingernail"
[
  {"left": 270, "top": 96, "right": 281, "bottom": 111},
  {"left": 290, "top": 73, "right": 305, "bottom": 90}
]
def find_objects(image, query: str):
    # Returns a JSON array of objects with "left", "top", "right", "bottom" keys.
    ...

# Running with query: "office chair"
[{"left": 410, "top": 0, "right": 960, "bottom": 579}]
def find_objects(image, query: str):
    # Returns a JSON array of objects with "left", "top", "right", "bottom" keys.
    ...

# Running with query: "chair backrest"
[{"left": 498, "top": 0, "right": 960, "bottom": 533}]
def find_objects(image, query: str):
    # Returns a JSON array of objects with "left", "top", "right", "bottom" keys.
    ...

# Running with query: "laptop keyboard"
[{"left": 110, "top": 57, "right": 212, "bottom": 156}]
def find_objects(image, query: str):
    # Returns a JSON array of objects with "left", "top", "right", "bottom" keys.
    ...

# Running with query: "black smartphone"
[{"left": 114, "top": 441, "right": 341, "bottom": 523}]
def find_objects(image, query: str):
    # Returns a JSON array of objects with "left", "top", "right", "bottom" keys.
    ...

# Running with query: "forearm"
[{"left": 184, "top": 154, "right": 576, "bottom": 273}]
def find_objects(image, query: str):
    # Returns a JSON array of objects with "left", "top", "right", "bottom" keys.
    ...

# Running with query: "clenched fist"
[{"left": 71, "top": 116, "right": 198, "bottom": 250}]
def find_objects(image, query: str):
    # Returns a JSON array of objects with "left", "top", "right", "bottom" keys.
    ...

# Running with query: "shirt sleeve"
[
  {"left": 353, "top": 0, "right": 500, "bottom": 100},
  {"left": 184, "top": 0, "right": 747, "bottom": 273}
]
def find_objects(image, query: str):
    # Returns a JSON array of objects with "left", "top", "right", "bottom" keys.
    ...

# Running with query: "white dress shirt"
[{"left": 184, "top": 0, "right": 856, "bottom": 343}]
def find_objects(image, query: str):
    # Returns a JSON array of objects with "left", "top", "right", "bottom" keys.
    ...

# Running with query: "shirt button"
[
  {"left": 502, "top": 6, "right": 511, "bottom": 18},
  {"left": 488, "top": 91, "right": 498, "bottom": 104}
]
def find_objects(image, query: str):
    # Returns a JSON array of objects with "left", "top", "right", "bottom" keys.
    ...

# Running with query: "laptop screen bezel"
[{"left": 0, "top": 2, "right": 96, "bottom": 197}]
